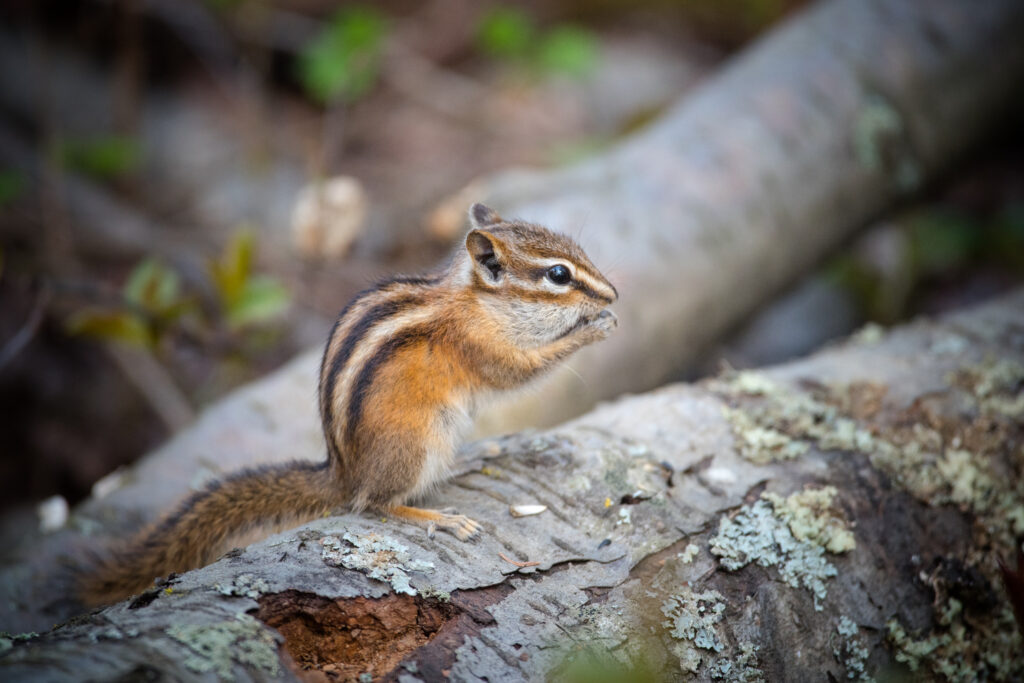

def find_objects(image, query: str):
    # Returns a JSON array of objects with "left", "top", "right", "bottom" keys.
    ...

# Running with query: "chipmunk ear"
[
  {"left": 466, "top": 229, "right": 504, "bottom": 282},
  {"left": 469, "top": 203, "right": 502, "bottom": 229}
]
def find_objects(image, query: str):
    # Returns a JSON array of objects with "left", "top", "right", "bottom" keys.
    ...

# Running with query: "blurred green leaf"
[
  {"left": 68, "top": 309, "right": 153, "bottom": 347},
  {"left": 227, "top": 275, "right": 290, "bottom": 328},
  {"left": 124, "top": 258, "right": 182, "bottom": 315},
  {"left": 554, "top": 647, "right": 659, "bottom": 683},
  {"left": 536, "top": 26, "right": 598, "bottom": 78},
  {"left": 990, "top": 204, "right": 1024, "bottom": 271},
  {"left": 59, "top": 136, "right": 141, "bottom": 179},
  {"left": 0, "top": 170, "right": 26, "bottom": 207},
  {"left": 546, "top": 136, "right": 610, "bottom": 166},
  {"left": 908, "top": 211, "right": 977, "bottom": 275},
  {"left": 477, "top": 6, "right": 534, "bottom": 60},
  {"left": 477, "top": 8, "right": 599, "bottom": 80},
  {"left": 210, "top": 230, "right": 254, "bottom": 307},
  {"left": 299, "top": 7, "right": 387, "bottom": 104}
]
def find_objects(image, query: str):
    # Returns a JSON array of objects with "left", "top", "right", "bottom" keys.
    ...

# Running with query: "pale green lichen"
[
  {"left": 934, "top": 448, "right": 996, "bottom": 507},
  {"left": 708, "top": 641, "right": 764, "bottom": 683},
  {"left": 762, "top": 487, "right": 856, "bottom": 555},
  {"left": 853, "top": 92, "right": 921, "bottom": 192},
  {"left": 166, "top": 613, "right": 280, "bottom": 680},
  {"left": 731, "top": 371, "right": 780, "bottom": 396},
  {"left": 851, "top": 322, "right": 885, "bottom": 345},
  {"left": 833, "top": 616, "right": 872, "bottom": 682},
  {"left": 724, "top": 406, "right": 810, "bottom": 464},
  {"left": 886, "top": 603, "right": 1023, "bottom": 682},
  {"left": 716, "top": 365, "right": 1022, "bottom": 543},
  {"left": 417, "top": 585, "right": 451, "bottom": 603},
  {"left": 0, "top": 631, "right": 38, "bottom": 652},
  {"left": 710, "top": 500, "right": 837, "bottom": 610},
  {"left": 321, "top": 532, "right": 434, "bottom": 596},
  {"left": 955, "top": 357, "right": 1024, "bottom": 418},
  {"left": 885, "top": 584, "right": 1024, "bottom": 681},
  {"left": 214, "top": 573, "right": 269, "bottom": 599},
  {"left": 714, "top": 353, "right": 1024, "bottom": 679},
  {"left": 661, "top": 588, "right": 726, "bottom": 672},
  {"left": 678, "top": 543, "right": 699, "bottom": 564},
  {"left": 88, "top": 626, "right": 137, "bottom": 643}
]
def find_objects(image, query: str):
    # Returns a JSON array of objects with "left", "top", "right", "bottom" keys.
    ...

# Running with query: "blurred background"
[{"left": 1, "top": 0, "right": 1022, "bottom": 519}]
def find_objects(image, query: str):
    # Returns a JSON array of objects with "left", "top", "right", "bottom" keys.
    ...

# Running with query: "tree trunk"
[{"left": 3, "top": 285, "right": 1022, "bottom": 681}]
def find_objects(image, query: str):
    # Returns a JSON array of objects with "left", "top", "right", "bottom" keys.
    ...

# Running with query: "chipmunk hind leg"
[
  {"left": 350, "top": 386, "right": 479, "bottom": 540},
  {"left": 386, "top": 505, "right": 482, "bottom": 541}
]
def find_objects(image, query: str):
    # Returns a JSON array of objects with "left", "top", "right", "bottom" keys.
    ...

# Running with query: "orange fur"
[{"left": 79, "top": 204, "right": 617, "bottom": 605}]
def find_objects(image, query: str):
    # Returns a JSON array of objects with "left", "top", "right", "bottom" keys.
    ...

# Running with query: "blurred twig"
[
  {"left": 105, "top": 343, "right": 194, "bottom": 432},
  {"left": 0, "top": 284, "right": 50, "bottom": 372}
]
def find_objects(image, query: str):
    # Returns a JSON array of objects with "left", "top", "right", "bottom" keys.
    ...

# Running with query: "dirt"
[{"left": 255, "top": 584, "right": 512, "bottom": 682}]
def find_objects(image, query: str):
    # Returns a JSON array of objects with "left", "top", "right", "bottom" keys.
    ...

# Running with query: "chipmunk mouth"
[{"left": 556, "top": 311, "right": 601, "bottom": 340}]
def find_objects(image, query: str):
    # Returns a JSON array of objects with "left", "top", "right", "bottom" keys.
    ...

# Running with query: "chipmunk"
[{"left": 79, "top": 203, "right": 617, "bottom": 605}]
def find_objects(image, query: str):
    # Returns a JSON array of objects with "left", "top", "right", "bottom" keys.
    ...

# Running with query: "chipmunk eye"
[{"left": 546, "top": 264, "right": 571, "bottom": 285}]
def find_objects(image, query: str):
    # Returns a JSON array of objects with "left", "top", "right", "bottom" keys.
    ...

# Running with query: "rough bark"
[
  {"left": 458, "top": 0, "right": 1024, "bottom": 434},
  {"left": 2, "top": 286, "right": 1022, "bottom": 681}
]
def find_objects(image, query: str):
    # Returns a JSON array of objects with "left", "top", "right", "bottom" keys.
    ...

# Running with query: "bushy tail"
[{"left": 78, "top": 460, "right": 339, "bottom": 606}]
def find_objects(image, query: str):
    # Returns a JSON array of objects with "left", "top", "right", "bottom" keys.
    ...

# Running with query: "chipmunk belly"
[{"left": 410, "top": 399, "right": 473, "bottom": 499}]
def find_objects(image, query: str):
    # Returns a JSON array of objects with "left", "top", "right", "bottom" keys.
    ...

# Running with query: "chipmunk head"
[{"left": 463, "top": 203, "right": 617, "bottom": 347}]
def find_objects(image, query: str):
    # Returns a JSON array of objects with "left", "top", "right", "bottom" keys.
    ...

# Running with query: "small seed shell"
[{"left": 509, "top": 504, "right": 547, "bottom": 518}]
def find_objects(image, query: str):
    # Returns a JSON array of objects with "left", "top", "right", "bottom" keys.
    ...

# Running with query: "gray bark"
[{"left": 2, "top": 290, "right": 1022, "bottom": 681}]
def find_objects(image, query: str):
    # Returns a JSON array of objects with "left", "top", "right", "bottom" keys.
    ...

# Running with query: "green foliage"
[
  {"left": 476, "top": 7, "right": 598, "bottom": 79},
  {"left": 828, "top": 205, "right": 1024, "bottom": 323},
  {"left": 0, "top": 170, "right": 26, "bottom": 207},
  {"left": 546, "top": 136, "right": 611, "bottom": 166},
  {"left": 907, "top": 211, "right": 977, "bottom": 275},
  {"left": 59, "top": 135, "right": 141, "bottom": 179},
  {"left": 68, "top": 309, "right": 154, "bottom": 347},
  {"left": 124, "top": 258, "right": 186, "bottom": 319},
  {"left": 69, "top": 258, "right": 193, "bottom": 347},
  {"left": 209, "top": 230, "right": 290, "bottom": 329},
  {"left": 477, "top": 7, "right": 534, "bottom": 60},
  {"left": 69, "top": 231, "right": 289, "bottom": 348},
  {"left": 990, "top": 204, "right": 1024, "bottom": 270},
  {"left": 298, "top": 7, "right": 387, "bottom": 104},
  {"left": 226, "top": 275, "right": 290, "bottom": 329},
  {"left": 536, "top": 26, "right": 599, "bottom": 78}
]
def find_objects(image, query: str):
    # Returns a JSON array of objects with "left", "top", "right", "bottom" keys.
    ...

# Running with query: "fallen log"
[
  {"left": 453, "top": 0, "right": 1024, "bottom": 434},
  {"left": 2, "top": 286, "right": 1021, "bottom": 681}
]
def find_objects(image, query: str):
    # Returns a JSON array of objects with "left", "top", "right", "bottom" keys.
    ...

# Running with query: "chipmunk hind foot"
[{"left": 386, "top": 504, "right": 482, "bottom": 541}]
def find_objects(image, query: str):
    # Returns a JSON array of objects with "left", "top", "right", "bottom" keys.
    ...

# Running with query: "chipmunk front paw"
[{"left": 582, "top": 309, "right": 617, "bottom": 342}]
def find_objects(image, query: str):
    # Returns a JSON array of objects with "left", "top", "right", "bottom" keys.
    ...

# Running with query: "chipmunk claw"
[{"left": 439, "top": 512, "right": 481, "bottom": 541}]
